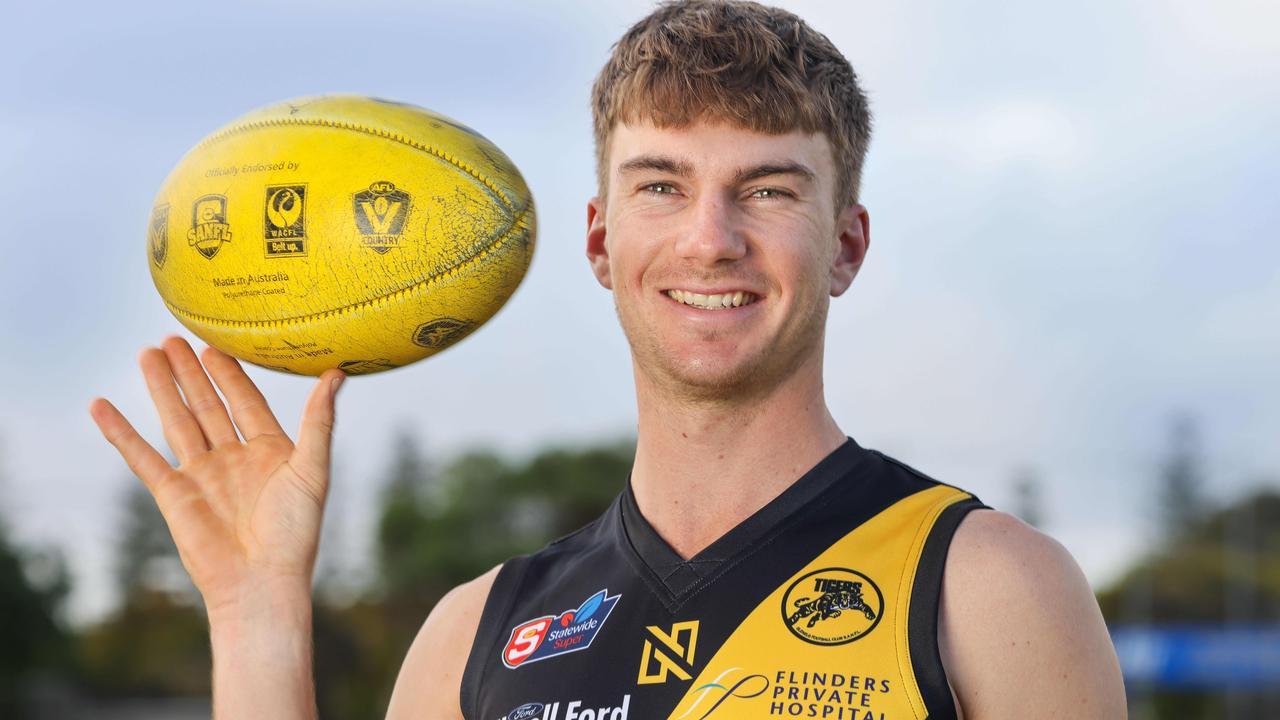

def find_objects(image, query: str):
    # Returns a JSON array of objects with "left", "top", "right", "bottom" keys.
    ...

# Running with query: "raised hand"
[{"left": 88, "top": 335, "right": 347, "bottom": 616}]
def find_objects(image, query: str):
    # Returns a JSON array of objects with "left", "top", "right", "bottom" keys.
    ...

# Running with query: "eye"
[
  {"left": 641, "top": 182, "right": 678, "bottom": 195},
  {"left": 750, "top": 187, "right": 793, "bottom": 200}
]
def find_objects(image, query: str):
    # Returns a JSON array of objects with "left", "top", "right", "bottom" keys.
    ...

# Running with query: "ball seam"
[{"left": 196, "top": 117, "right": 519, "bottom": 214}]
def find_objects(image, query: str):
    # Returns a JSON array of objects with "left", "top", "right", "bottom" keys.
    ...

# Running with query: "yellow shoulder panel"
[{"left": 666, "top": 484, "right": 973, "bottom": 720}]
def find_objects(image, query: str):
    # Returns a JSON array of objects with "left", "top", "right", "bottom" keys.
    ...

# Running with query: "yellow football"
[{"left": 146, "top": 95, "right": 535, "bottom": 376}]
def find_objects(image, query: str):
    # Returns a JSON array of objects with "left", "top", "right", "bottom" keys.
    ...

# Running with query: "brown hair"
[{"left": 591, "top": 0, "right": 873, "bottom": 206}]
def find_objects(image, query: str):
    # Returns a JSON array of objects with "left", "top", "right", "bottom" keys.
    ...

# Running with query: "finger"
[
  {"left": 161, "top": 335, "right": 239, "bottom": 448},
  {"left": 292, "top": 369, "right": 346, "bottom": 490},
  {"left": 90, "top": 399, "right": 224, "bottom": 586},
  {"left": 139, "top": 346, "right": 209, "bottom": 464},
  {"left": 200, "top": 345, "right": 286, "bottom": 440},
  {"left": 88, "top": 396, "right": 177, "bottom": 495}
]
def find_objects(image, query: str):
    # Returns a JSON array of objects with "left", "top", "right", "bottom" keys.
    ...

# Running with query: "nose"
[{"left": 672, "top": 193, "right": 746, "bottom": 265}]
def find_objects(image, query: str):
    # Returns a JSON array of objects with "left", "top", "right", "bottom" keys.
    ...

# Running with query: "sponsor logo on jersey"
[
  {"left": 673, "top": 667, "right": 769, "bottom": 719},
  {"left": 502, "top": 589, "right": 621, "bottom": 669},
  {"left": 672, "top": 668, "right": 895, "bottom": 719},
  {"left": 505, "top": 702, "right": 544, "bottom": 720},
  {"left": 780, "top": 567, "right": 883, "bottom": 645},
  {"left": 500, "top": 695, "right": 631, "bottom": 720},
  {"left": 187, "top": 194, "right": 232, "bottom": 259},
  {"left": 637, "top": 620, "right": 700, "bottom": 685}
]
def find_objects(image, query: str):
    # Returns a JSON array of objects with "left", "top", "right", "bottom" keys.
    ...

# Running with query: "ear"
[
  {"left": 830, "top": 203, "right": 870, "bottom": 297},
  {"left": 586, "top": 196, "right": 613, "bottom": 290}
]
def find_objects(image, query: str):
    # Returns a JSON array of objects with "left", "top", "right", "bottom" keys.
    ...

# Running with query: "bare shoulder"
[
  {"left": 384, "top": 563, "right": 504, "bottom": 720},
  {"left": 938, "top": 509, "right": 1127, "bottom": 719}
]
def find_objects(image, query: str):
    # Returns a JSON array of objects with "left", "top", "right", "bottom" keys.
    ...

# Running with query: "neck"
[{"left": 629, "top": 349, "right": 846, "bottom": 560}]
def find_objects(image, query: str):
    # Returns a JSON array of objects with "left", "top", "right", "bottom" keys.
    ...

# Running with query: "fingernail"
[{"left": 330, "top": 375, "right": 345, "bottom": 399}]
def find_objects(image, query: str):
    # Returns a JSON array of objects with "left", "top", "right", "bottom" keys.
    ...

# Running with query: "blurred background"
[{"left": 1, "top": 0, "right": 1276, "bottom": 717}]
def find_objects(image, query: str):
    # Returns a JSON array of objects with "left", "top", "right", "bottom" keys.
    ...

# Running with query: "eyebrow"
[
  {"left": 616, "top": 154, "right": 816, "bottom": 185},
  {"left": 617, "top": 154, "right": 694, "bottom": 177},
  {"left": 732, "top": 161, "right": 816, "bottom": 185}
]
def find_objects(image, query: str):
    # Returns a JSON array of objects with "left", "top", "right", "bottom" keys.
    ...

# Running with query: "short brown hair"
[{"left": 591, "top": 0, "right": 873, "bottom": 206}]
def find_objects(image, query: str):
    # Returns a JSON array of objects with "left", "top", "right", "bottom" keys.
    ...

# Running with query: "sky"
[{"left": 1, "top": 0, "right": 1276, "bottom": 628}]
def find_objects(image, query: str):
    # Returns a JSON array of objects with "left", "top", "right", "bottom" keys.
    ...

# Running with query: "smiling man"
[
  {"left": 90, "top": 1, "right": 1126, "bottom": 719},
  {"left": 392, "top": 2, "right": 1126, "bottom": 718}
]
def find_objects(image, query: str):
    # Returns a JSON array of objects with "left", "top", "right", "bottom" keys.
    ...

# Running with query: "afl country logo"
[
  {"left": 265, "top": 184, "right": 306, "bottom": 257},
  {"left": 353, "top": 180, "right": 412, "bottom": 254},
  {"left": 780, "top": 567, "right": 883, "bottom": 646},
  {"left": 148, "top": 204, "right": 169, "bottom": 268},
  {"left": 187, "top": 194, "right": 232, "bottom": 259}
]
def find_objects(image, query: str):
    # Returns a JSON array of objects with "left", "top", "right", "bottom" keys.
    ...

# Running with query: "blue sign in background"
[{"left": 1110, "top": 625, "right": 1280, "bottom": 688}]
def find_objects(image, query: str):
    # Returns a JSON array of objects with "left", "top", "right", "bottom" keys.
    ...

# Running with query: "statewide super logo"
[
  {"left": 780, "top": 568, "right": 883, "bottom": 645},
  {"left": 502, "top": 589, "right": 621, "bottom": 669}
]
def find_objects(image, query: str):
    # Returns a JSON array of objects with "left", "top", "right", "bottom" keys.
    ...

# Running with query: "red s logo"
[{"left": 502, "top": 616, "right": 552, "bottom": 668}]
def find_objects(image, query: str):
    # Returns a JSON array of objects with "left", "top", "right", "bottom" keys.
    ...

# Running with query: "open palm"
[{"left": 88, "top": 336, "right": 346, "bottom": 615}]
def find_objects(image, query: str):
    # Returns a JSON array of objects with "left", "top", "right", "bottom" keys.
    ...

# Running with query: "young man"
[{"left": 90, "top": 1, "right": 1126, "bottom": 718}]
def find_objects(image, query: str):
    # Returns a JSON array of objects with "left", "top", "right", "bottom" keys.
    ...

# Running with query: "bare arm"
[
  {"left": 385, "top": 564, "right": 502, "bottom": 720},
  {"left": 89, "top": 336, "right": 346, "bottom": 719},
  {"left": 209, "top": 579, "right": 318, "bottom": 718},
  {"left": 940, "top": 510, "right": 1127, "bottom": 719}
]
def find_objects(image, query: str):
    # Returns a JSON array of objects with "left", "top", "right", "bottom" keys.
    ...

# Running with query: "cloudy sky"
[{"left": 1, "top": 0, "right": 1276, "bottom": 627}]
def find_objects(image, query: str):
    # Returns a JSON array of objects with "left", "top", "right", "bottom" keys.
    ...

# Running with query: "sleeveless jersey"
[{"left": 460, "top": 437, "right": 987, "bottom": 720}]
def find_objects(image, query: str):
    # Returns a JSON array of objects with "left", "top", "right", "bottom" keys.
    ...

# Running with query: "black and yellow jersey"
[{"left": 460, "top": 437, "right": 987, "bottom": 720}]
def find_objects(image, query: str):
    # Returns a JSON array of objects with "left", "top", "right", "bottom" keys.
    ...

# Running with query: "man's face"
[{"left": 586, "top": 120, "right": 869, "bottom": 400}]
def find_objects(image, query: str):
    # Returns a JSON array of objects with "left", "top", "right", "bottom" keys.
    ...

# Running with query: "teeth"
[{"left": 666, "top": 289, "right": 757, "bottom": 310}]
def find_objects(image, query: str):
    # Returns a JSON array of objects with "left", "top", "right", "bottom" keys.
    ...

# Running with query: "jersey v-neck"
[{"left": 618, "top": 436, "right": 870, "bottom": 606}]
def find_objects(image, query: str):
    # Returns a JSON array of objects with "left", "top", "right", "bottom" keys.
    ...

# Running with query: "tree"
[
  {"left": 1099, "top": 488, "right": 1280, "bottom": 624},
  {"left": 0, "top": 440, "right": 73, "bottom": 717},
  {"left": 76, "top": 478, "right": 208, "bottom": 698},
  {"left": 1159, "top": 414, "right": 1205, "bottom": 543},
  {"left": 1098, "top": 486, "right": 1280, "bottom": 719},
  {"left": 372, "top": 425, "right": 441, "bottom": 603},
  {"left": 1011, "top": 466, "right": 1044, "bottom": 529},
  {"left": 114, "top": 481, "right": 200, "bottom": 608},
  {"left": 333, "top": 435, "right": 635, "bottom": 719}
]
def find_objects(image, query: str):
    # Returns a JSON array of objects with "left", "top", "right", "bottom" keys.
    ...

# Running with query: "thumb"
[{"left": 292, "top": 368, "right": 346, "bottom": 488}]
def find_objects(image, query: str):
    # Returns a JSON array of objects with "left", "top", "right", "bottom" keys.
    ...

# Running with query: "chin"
[{"left": 648, "top": 349, "right": 774, "bottom": 399}]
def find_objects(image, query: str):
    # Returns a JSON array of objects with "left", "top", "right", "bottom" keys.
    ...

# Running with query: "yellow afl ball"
[{"left": 146, "top": 95, "right": 535, "bottom": 376}]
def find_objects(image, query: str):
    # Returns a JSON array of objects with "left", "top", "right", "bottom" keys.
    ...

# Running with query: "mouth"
[{"left": 663, "top": 289, "right": 761, "bottom": 310}]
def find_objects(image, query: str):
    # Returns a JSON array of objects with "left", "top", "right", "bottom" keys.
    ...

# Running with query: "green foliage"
[
  {"left": 114, "top": 482, "right": 199, "bottom": 606},
  {"left": 1158, "top": 415, "right": 1206, "bottom": 544},
  {"left": 372, "top": 432, "right": 634, "bottom": 606},
  {"left": 71, "top": 479, "right": 207, "bottom": 701},
  {"left": 0, "top": 518, "right": 74, "bottom": 717},
  {"left": 0, "top": 435, "right": 74, "bottom": 717},
  {"left": 75, "top": 591, "right": 211, "bottom": 697},
  {"left": 324, "top": 432, "right": 636, "bottom": 718},
  {"left": 1098, "top": 489, "right": 1280, "bottom": 623},
  {"left": 65, "top": 432, "right": 634, "bottom": 719}
]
